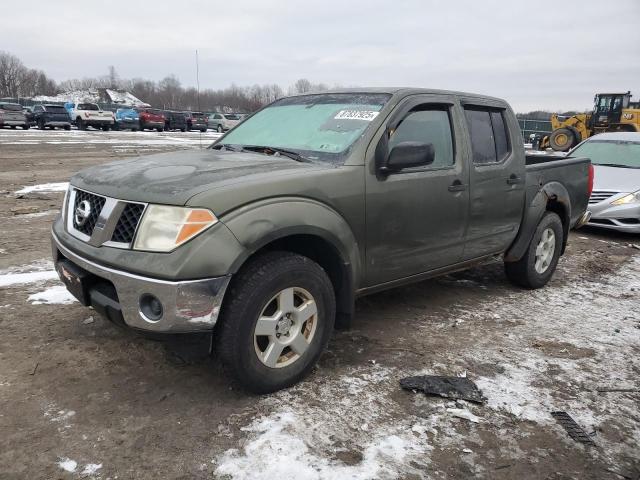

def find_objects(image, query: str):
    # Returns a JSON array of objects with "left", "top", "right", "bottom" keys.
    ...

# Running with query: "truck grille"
[
  {"left": 111, "top": 203, "right": 145, "bottom": 244},
  {"left": 66, "top": 187, "right": 147, "bottom": 249},
  {"left": 72, "top": 189, "right": 106, "bottom": 236},
  {"left": 589, "top": 191, "right": 618, "bottom": 204}
]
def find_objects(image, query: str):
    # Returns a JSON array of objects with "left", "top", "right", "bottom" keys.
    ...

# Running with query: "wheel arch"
[
  {"left": 223, "top": 200, "right": 361, "bottom": 328},
  {"left": 505, "top": 182, "right": 571, "bottom": 261}
]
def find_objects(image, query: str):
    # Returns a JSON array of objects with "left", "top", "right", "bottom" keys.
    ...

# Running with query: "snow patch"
[
  {"left": 15, "top": 182, "right": 68, "bottom": 194},
  {"left": 57, "top": 458, "right": 77, "bottom": 472},
  {"left": 81, "top": 463, "right": 102, "bottom": 475},
  {"left": 28, "top": 285, "right": 77, "bottom": 305},
  {"left": 0, "top": 269, "right": 58, "bottom": 287},
  {"left": 216, "top": 411, "right": 421, "bottom": 480}
]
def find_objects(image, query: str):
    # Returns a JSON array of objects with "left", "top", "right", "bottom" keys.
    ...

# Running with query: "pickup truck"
[
  {"left": 32, "top": 104, "right": 72, "bottom": 130},
  {"left": 68, "top": 103, "right": 115, "bottom": 131},
  {"left": 51, "top": 88, "right": 592, "bottom": 393}
]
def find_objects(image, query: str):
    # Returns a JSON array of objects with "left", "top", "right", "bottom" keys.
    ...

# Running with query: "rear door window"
[{"left": 464, "top": 107, "right": 511, "bottom": 164}]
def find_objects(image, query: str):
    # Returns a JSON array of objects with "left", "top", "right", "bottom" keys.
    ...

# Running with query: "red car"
[{"left": 138, "top": 108, "right": 165, "bottom": 132}]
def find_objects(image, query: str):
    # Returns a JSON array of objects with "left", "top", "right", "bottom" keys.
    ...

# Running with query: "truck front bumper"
[{"left": 52, "top": 231, "right": 231, "bottom": 333}]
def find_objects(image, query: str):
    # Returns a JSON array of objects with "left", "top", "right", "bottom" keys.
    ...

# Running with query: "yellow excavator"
[{"left": 540, "top": 91, "right": 640, "bottom": 151}]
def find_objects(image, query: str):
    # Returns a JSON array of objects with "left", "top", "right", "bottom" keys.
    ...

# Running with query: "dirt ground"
[{"left": 1, "top": 129, "right": 639, "bottom": 480}]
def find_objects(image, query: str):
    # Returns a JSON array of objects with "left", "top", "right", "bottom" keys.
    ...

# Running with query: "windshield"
[
  {"left": 1, "top": 103, "right": 23, "bottom": 112},
  {"left": 217, "top": 93, "right": 391, "bottom": 163},
  {"left": 78, "top": 103, "right": 99, "bottom": 111},
  {"left": 572, "top": 140, "right": 640, "bottom": 168}
]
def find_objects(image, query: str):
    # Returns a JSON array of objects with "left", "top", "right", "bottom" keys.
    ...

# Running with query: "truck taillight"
[{"left": 587, "top": 163, "right": 594, "bottom": 197}]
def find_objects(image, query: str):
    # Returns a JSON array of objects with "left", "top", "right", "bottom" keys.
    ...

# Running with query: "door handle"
[
  {"left": 507, "top": 174, "right": 523, "bottom": 185},
  {"left": 448, "top": 180, "right": 467, "bottom": 192}
]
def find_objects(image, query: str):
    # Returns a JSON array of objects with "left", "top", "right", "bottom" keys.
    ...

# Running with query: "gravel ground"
[{"left": 0, "top": 129, "right": 639, "bottom": 480}]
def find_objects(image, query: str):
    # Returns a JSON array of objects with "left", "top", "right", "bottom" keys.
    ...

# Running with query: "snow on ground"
[
  {"left": 215, "top": 365, "right": 430, "bottom": 480},
  {"left": 14, "top": 182, "right": 68, "bottom": 194},
  {"left": 57, "top": 458, "right": 77, "bottom": 472},
  {"left": 0, "top": 129, "right": 222, "bottom": 147},
  {"left": 0, "top": 270, "right": 59, "bottom": 287},
  {"left": 28, "top": 285, "right": 77, "bottom": 305},
  {"left": 216, "top": 256, "right": 640, "bottom": 478}
]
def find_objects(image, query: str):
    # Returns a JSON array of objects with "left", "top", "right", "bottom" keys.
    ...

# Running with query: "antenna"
[{"left": 196, "top": 49, "right": 202, "bottom": 149}]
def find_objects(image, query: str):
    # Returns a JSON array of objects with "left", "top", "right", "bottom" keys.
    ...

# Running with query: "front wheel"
[
  {"left": 217, "top": 125, "right": 223, "bottom": 133},
  {"left": 505, "top": 212, "right": 563, "bottom": 289},
  {"left": 216, "top": 251, "right": 336, "bottom": 393},
  {"left": 549, "top": 128, "right": 576, "bottom": 152}
]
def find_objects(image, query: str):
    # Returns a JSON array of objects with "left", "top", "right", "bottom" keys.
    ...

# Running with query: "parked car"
[
  {"left": 0, "top": 102, "right": 29, "bottom": 129},
  {"left": 138, "top": 108, "right": 165, "bottom": 132},
  {"left": 52, "top": 88, "right": 591, "bottom": 394},
  {"left": 113, "top": 107, "right": 140, "bottom": 131},
  {"left": 23, "top": 106, "right": 35, "bottom": 126},
  {"left": 570, "top": 132, "right": 640, "bottom": 232},
  {"left": 163, "top": 111, "right": 187, "bottom": 132},
  {"left": 185, "top": 111, "right": 208, "bottom": 132},
  {"left": 32, "top": 104, "right": 72, "bottom": 130},
  {"left": 68, "top": 103, "right": 115, "bottom": 131},
  {"left": 208, "top": 112, "right": 240, "bottom": 133}
]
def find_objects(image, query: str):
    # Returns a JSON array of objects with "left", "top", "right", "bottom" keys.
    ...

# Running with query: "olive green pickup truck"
[{"left": 52, "top": 88, "right": 593, "bottom": 393}]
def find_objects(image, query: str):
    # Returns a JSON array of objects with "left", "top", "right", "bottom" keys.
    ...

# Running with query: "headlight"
[
  {"left": 611, "top": 190, "right": 640, "bottom": 206},
  {"left": 133, "top": 205, "right": 218, "bottom": 252}
]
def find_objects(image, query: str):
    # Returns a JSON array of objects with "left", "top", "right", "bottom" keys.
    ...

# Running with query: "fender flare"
[{"left": 504, "top": 182, "right": 572, "bottom": 262}]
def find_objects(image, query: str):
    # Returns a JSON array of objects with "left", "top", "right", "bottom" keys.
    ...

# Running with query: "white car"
[
  {"left": 208, "top": 113, "right": 241, "bottom": 133},
  {"left": 69, "top": 103, "right": 115, "bottom": 131}
]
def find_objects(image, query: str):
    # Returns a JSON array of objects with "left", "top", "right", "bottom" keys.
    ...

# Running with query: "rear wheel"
[
  {"left": 505, "top": 212, "right": 563, "bottom": 289},
  {"left": 38, "top": 119, "right": 45, "bottom": 130},
  {"left": 549, "top": 128, "right": 576, "bottom": 152},
  {"left": 216, "top": 251, "right": 336, "bottom": 393},
  {"left": 77, "top": 118, "right": 86, "bottom": 130},
  {"left": 156, "top": 127, "right": 164, "bottom": 132},
  {"left": 22, "top": 124, "right": 30, "bottom": 130},
  {"left": 217, "top": 124, "right": 223, "bottom": 133},
  {"left": 64, "top": 125, "right": 71, "bottom": 131}
]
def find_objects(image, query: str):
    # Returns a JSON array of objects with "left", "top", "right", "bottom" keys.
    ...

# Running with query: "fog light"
[{"left": 140, "top": 294, "right": 163, "bottom": 322}]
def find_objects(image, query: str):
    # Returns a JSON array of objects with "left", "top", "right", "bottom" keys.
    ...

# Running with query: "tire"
[
  {"left": 216, "top": 251, "right": 336, "bottom": 393},
  {"left": 180, "top": 128, "right": 185, "bottom": 132},
  {"left": 64, "top": 125, "right": 71, "bottom": 131},
  {"left": 22, "top": 124, "right": 30, "bottom": 130},
  {"left": 505, "top": 212, "right": 563, "bottom": 289},
  {"left": 217, "top": 125, "right": 223, "bottom": 133},
  {"left": 102, "top": 125, "right": 110, "bottom": 131},
  {"left": 156, "top": 127, "right": 164, "bottom": 132},
  {"left": 200, "top": 128, "right": 207, "bottom": 133},
  {"left": 38, "top": 119, "right": 45, "bottom": 130},
  {"left": 549, "top": 128, "right": 575, "bottom": 152},
  {"left": 77, "top": 118, "right": 86, "bottom": 131}
]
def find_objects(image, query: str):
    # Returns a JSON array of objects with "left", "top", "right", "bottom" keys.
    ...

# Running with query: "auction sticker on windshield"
[{"left": 334, "top": 110, "right": 380, "bottom": 121}]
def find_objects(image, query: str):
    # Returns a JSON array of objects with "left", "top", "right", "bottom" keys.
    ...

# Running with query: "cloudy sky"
[{"left": 3, "top": 0, "right": 639, "bottom": 111}]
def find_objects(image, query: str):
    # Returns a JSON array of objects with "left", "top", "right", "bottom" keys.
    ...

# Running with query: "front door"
[{"left": 365, "top": 96, "right": 470, "bottom": 286}]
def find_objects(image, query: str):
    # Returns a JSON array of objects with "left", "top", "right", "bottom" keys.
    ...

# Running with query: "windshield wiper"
[
  {"left": 211, "top": 143, "right": 243, "bottom": 152},
  {"left": 240, "top": 145, "right": 310, "bottom": 163},
  {"left": 593, "top": 163, "right": 638, "bottom": 169}
]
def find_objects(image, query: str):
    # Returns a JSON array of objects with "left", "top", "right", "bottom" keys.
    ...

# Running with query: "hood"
[
  {"left": 593, "top": 165, "right": 640, "bottom": 193},
  {"left": 71, "top": 149, "right": 325, "bottom": 205}
]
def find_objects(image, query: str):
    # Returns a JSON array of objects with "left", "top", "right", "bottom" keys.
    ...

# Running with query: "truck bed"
[{"left": 524, "top": 154, "right": 591, "bottom": 228}]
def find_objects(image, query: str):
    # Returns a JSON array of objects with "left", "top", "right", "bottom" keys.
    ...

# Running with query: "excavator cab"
[{"left": 589, "top": 92, "right": 631, "bottom": 129}]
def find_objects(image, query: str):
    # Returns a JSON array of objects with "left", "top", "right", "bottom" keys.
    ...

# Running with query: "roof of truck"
[
  {"left": 587, "top": 132, "right": 640, "bottom": 142},
  {"left": 289, "top": 87, "right": 506, "bottom": 103}
]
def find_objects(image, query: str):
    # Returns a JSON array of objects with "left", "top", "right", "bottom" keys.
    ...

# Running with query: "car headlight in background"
[
  {"left": 611, "top": 190, "right": 640, "bottom": 206},
  {"left": 133, "top": 205, "right": 218, "bottom": 252}
]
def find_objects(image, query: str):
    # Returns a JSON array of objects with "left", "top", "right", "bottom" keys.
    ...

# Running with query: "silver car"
[
  {"left": 571, "top": 132, "right": 640, "bottom": 233},
  {"left": 208, "top": 113, "right": 241, "bottom": 133}
]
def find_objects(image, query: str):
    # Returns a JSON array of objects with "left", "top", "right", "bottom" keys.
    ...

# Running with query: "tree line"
[{"left": 0, "top": 51, "right": 329, "bottom": 112}]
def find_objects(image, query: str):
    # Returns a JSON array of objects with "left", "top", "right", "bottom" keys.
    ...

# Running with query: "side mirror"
[{"left": 380, "top": 142, "right": 435, "bottom": 174}]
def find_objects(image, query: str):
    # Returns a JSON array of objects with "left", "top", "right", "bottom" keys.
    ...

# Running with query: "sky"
[{"left": 2, "top": 0, "right": 639, "bottom": 112}]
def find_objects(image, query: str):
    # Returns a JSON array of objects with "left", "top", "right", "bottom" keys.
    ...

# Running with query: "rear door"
[
  {"left": 461, "top": 103, "right": 525, "bottom": 259},
  {"left": 365, "top": 94, "right": 470, "bottom": 286}
]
